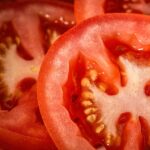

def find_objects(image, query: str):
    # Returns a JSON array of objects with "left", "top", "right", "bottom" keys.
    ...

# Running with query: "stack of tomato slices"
[{"left": 1, "top": 0, "right": 150, "bottom": 150}]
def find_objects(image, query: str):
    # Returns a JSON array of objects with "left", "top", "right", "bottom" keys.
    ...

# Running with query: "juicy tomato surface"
[
  {"left": 0, "top": 0, "right": 74, "bottom": 149},
  {"left": 38, "top": 14, "right": 150, "bottom": 150},
  {"left": 74, "top": 0, "right": 150, "bottom": 23}
]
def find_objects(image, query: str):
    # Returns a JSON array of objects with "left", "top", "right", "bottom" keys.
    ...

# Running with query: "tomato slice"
[
  {"left": 74, "top": 0, "right": 150, "bottom": 23},
  {"left": 0, "top": 0, "right": 74, "bottom": 149},
  {"left": 38, "top": 14, "right": 150, "bottom": 149}
]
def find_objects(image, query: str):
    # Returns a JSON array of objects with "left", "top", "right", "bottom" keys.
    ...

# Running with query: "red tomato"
[
  {"left": 38, "top": 14, "right": 150, "bottom": 149},
  {"left": 0, "top": 0, "right": 74, "bottom": 149},
  {"left": 74, "top": 0, "right": 150, "bottom": 23}
]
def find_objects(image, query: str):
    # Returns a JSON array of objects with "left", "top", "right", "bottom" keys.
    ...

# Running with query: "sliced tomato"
[
  {"left": 0, "top": 0, "right": 74, "bottom": 149},
  {"left": 74, "top": 0, "right": 150, "bottom": 23},
  {"left": 38, "top": 14, "right": 150, "bottom": 149}
]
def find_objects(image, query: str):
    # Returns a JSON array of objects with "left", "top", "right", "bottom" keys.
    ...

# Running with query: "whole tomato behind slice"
[
  {"left": 0, "top": 0, "right": 75, "bottom": 149},
  {"left": 74, "top": 0, "right": 150, "bottom": 23},
  {"left": 38, "top": 14, "right": 150, "bottom": 149}
]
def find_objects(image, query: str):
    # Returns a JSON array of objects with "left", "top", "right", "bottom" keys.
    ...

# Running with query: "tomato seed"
[
  {"left": 81, "top": 90, "right": 94, "bottom": 99},
  {"left": 81, "top": 77, "right": 91, "bottom": 88},
  {"left": 97, "top": 82, "right": 107, "bottom": 92},
  {"left": 86, "top": 114, "right": 97, "bottom": 123},
  {"left": 95, "top": 123, "right": 105, "bottom": 134},
  {"left": 84, "top": 107, "right": 97, "bottom": 115}
]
